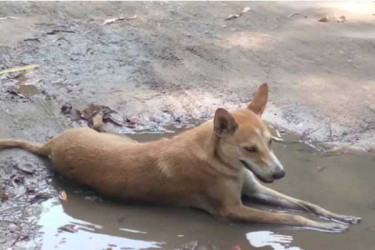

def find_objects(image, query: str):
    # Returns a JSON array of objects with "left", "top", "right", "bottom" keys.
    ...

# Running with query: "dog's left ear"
[
  {"left": 247, "top": 83, "right": 268, "bottom": 116},
  {"left": 214, "top": 108, "right": 238, "bottom": 137}
]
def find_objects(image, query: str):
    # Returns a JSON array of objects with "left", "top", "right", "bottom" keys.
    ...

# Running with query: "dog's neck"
[{"left": 168, "top": 121, "right": 240, "bottom": 178}]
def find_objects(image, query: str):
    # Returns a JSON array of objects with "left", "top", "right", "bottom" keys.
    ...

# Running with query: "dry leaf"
[
  {"left": 318, "top": 16, "right": 329, "bottom": 22},
  {"left": 0, "top": 64, "right": 39, "bottom": 75},
  {"left": 58, "top": 224, "right": 76, "bottom": 233},
  {"left": 103, "top": 15, "right": 138, "bottom": 25},
  {"left": 0, "top": 16, "right": 19, "bottom": 21},
  {"left": 225, "top": 7, "right": 251, "bottom": 21},
  {"left": 288, "top": 12, "right": 299, "bottom": 18},
  {"left": 272, "top": 136, "right": 284, "bottom": 142},
  {"left": 329, "top": 146, "right": 341, "bottom": 152},
  {"left": 60, "top": 191, "right": 68, "bottom": 202},
  {"left": 338, "top": 15, "right": 346, "bottom": 23}
]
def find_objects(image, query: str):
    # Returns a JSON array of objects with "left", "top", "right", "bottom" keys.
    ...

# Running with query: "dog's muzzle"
[{"left": 240, "top": 160, "right": 280, "bottom": 183}]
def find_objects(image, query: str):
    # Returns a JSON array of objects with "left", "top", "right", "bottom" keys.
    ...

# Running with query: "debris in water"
[
  {"left": 30, "top": 193, "right": 51, "bottom": 204},
  {"left": 59, "top": 191, "right": 68, "bottom": 202},
  {"left": 318, "top": 16, "right": 329, "bottom": 22},
  {"left": 225, "top": 7, "right": 251, "bottom": 21},
  {"left": 0, "top": 64, "right": 39, "bottom": 75},
  {"left": 103, "top": 15, "right": 138, "bottom": 25},
  {"left": 58, "top": 224, "right": 77, "bottom": 233}
]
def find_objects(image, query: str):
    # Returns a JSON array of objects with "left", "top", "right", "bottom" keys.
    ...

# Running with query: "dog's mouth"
[{"left": 240, "top": 160, "right": 274, "bottom": 184}]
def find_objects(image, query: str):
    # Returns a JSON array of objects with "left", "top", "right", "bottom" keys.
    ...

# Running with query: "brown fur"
[{"left": 0, "top": 83, "right": 360, "bottom": 232}]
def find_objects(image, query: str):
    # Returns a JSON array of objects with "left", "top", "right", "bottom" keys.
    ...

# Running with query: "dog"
[{"left": 0, "top": 83, "right": 360, "bottom": 232}]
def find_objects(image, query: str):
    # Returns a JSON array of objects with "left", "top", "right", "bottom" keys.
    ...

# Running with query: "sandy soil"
[{"left": 0, "top": 2, "right": 375, "bottom": 249}]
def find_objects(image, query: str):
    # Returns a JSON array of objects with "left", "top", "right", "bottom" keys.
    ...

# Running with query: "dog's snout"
[{"left": 272, "top": 169, "right": 285, "bottom": 179}]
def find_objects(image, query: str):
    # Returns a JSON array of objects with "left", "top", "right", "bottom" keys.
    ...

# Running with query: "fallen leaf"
[
  {"left": 0, "top": 16, "right": 19, "bottom": 21},
  {"left": 337, "top": 15, "right": 346, "bottom": 23},
  {"left": 317, "top": 166, "right": 325, "bottom": 172},
  {"left": 60, "top": 191, "right": 68, "bottom": 202},
  {"left": 318, "top": 16, "right": 329, "bottom": 22},
  {"left": 276, "top": 129, "right": 282, "bottom": 138},
  {"left": 288, "top": 12, "right": 299, "bottom": 18},
  {"left": 225, "top": 7, "right": 251, "bottom": 21},
  {"left": 103, "top": 15, "right": 138, "bottom": 25},
  {"left": 329, "top": 146, "right": 341, "bottom": 152},
  {"left": 1, "top": 191, "right": 9, "bottom": 202},
  {"left": 61, "top": 102, "right": 73, "bottom": 115},
  {"left": 272, "top": 136, "right": 284, "bottom": 142},
  {"left": 15, "top": 163, "right": 35, "bottom": 175},
  {"left": 0, "top": 64, "right": 39, "bottom": 75}
]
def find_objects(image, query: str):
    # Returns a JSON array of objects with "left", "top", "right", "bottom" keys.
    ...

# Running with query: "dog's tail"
[{"left": 0, "top": 139, "right": 51, "bottom": 157}]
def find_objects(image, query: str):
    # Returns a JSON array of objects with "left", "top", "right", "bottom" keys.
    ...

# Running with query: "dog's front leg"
[
  {"left": 242, "top": 170, "right": 361, "bottom": 225},
  {"left": 217, "top": 204, "right": 348, "bottom": 232}
]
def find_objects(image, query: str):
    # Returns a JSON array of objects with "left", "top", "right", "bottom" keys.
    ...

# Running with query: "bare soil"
[{"left": 1, "top": 2, "right": 375, "bottom": 249}]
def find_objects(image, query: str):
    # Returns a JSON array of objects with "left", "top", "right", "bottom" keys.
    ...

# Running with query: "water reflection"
[
  {"left": 246, "top": 231, "right": 302, "bottom": 250},
  {"left": 39, "top": 200, "right": 164, "bottom": 249}
]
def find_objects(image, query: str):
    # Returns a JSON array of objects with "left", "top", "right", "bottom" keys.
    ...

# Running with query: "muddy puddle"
[{"left": 10, "top": 127, "right": 375, "bottom": 250}]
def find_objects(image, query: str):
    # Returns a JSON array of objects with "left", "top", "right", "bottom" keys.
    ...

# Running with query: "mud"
[
  {"left": 1, "top": 1, "right": 375, "bottom": 250},
  {"left": 2, "top": 129, "right": 375, "bottom": 250}
]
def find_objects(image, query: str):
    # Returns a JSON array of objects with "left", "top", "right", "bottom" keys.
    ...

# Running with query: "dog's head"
[{"left": 214, "top": 83, "right": 284, "bottom": 183}]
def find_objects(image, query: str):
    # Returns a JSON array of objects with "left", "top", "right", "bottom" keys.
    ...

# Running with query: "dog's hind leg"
[{"left": 242, "top": 170, "right": 361, "bottom": 225}]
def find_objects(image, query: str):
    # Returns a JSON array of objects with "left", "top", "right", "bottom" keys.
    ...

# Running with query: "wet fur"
[{"left": 0, "top": 84, "right": 360, "bottom": 232}]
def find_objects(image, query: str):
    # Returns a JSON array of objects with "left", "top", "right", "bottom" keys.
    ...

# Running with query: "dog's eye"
[{"left": 244, "top": 146, "right": 258, "bottom": 153}]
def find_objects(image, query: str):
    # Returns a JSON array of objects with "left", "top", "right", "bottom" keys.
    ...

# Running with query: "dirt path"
[{"left": 0, "top": 2, "right": 375, "bottom": 249}]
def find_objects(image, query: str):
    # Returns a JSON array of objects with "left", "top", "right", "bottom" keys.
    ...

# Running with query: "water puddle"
[{"left": 29, "top": 126, "right": 375, "bottom": 249}]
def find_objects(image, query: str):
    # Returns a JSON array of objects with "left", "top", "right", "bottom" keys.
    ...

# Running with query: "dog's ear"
[
  {"left": 247, "top": 83, "right": 268, "bottom": 116},
  {"left": 214, "top": 108, "right": 238, "bottom": 137}
]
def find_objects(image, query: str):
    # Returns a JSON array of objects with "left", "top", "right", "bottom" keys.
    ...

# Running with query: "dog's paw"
[
  {"left": 318, "top": 222, "right": 349, "bottom": 233},
  {"left": 333, "top": 214, "right": 361, "bottom": 225}
]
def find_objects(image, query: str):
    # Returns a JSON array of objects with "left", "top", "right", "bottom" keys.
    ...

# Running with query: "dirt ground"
[{"left": 0, "top": 2, "right": 375, "bottom": 249}]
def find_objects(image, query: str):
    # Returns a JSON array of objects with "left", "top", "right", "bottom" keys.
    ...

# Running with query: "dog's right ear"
[{"left": 214, "top": 108, "right": 238, "bottom": 137}]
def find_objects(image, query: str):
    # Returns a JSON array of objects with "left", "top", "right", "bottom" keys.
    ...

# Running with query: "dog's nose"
[{"left": 272, "top": 170, "right": 285, "bottom": 179}]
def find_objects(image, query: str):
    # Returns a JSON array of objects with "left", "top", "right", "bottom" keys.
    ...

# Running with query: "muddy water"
[{"left": 31, "top": 128, "right": 375, "bottom": 250}]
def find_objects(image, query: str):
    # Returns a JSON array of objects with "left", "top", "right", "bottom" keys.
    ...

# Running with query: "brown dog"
[{"left": 0, "top": 83, "right": 360, "bottom": 232}]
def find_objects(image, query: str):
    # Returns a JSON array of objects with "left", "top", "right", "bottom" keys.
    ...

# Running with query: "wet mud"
[{"left": 1, "top": 128, "right": 375, "bottom": 249}]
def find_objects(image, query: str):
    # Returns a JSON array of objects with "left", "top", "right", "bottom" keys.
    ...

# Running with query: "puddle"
[{"left": 27, "top": 127, "right": 375, "bottom": 249}]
